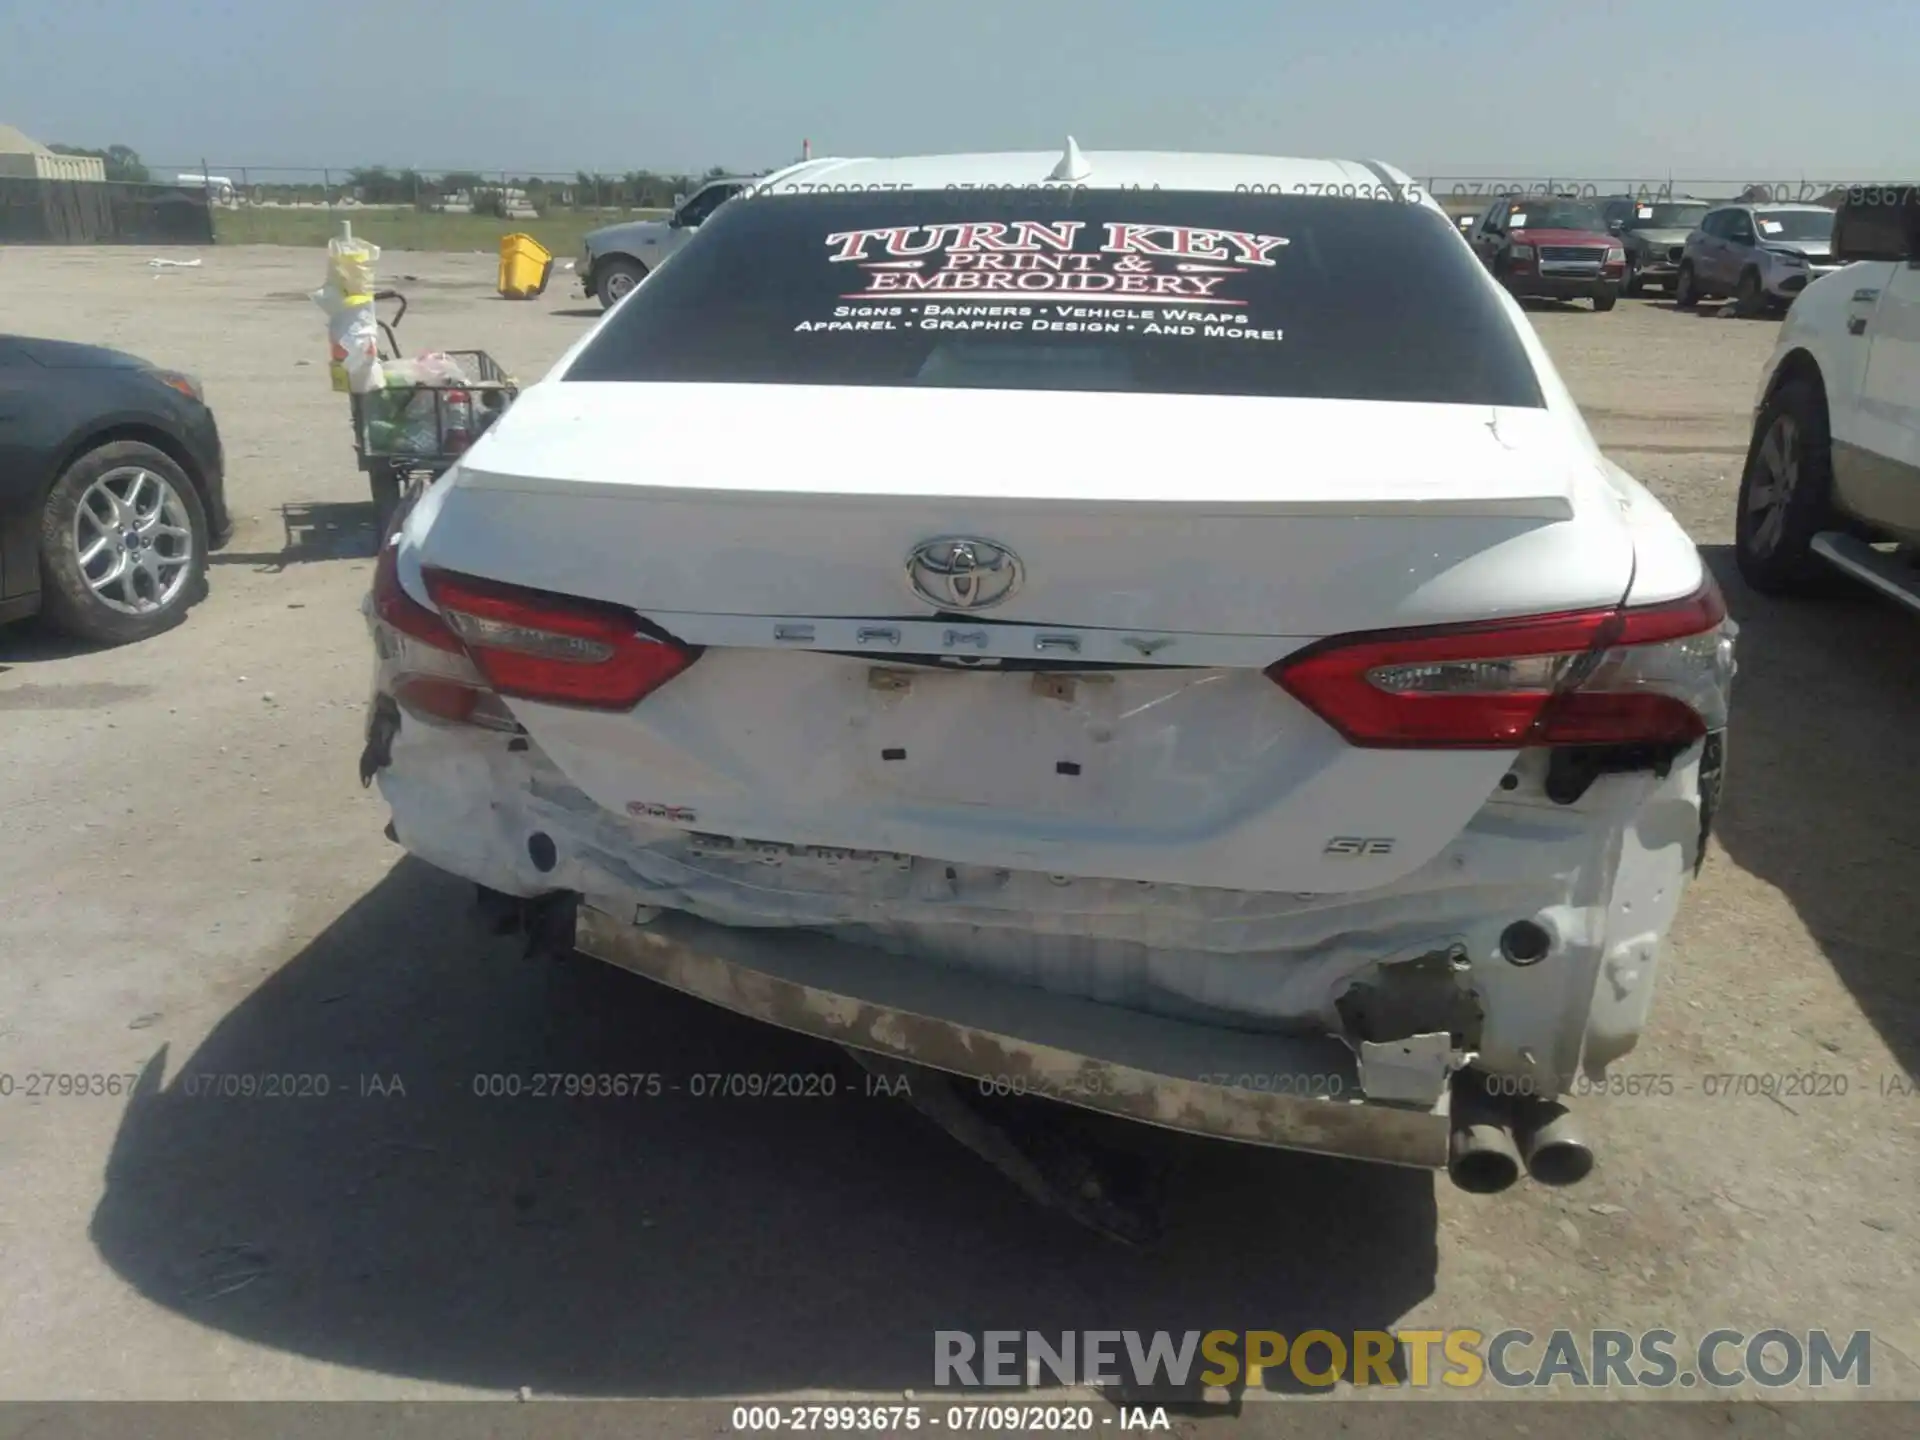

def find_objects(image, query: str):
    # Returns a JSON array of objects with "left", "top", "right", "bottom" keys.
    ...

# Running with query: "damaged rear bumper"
[{"left": 574, "top": 901, "right": 1452, "bottom": 1169}]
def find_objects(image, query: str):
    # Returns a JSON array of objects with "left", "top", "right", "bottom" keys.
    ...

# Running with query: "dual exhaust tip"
[{"left": 1448, "top": 1082, "right": 1594, "bottom": 1195}]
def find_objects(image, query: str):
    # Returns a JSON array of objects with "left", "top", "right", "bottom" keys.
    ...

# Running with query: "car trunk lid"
[
  {"left": 403, "top": 382, "right": 1636, "bottom": 894},
  {"left": 421, "top": 381, "right": 1625, "bottom": 638}
]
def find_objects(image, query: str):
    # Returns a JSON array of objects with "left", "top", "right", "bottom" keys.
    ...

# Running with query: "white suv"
[
  {"left": 361, "top": 147, "right": 1736, "bottom": 1199},
  {"left": 1736, "top": 186, "right": 1920, "bottom": 607}
]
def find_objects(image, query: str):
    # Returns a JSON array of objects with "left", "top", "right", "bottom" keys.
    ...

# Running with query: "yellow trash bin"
[{"left": 497, "top": 233, "right": 553, "bottom": 300}]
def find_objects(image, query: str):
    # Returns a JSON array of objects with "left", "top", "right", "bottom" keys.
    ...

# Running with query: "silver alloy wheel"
[
  {"left": 606, "top": 267, "right": 637, "bottom": 300},
  {"left": 72, "top": 466, "right": 195, "bottom": 614},
  {"left": 1746, "top": 414, "right": 1799, "bottom": 556}
]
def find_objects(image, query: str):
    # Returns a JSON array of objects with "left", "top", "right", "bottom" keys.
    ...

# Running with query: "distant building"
[{"left": 0, "top": 123, "right": 106, "bottom": 181}]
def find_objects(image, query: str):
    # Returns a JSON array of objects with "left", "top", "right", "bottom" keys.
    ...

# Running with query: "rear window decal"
[
  {"left": 1759, "top": 219, "right": 1784, "bottom": 234},
  {"left": 565, "top": 189, "right": 1548, "bottom": 407},
  {"left": 821, "top": 221, "right": 1288, "bottom": 304},
  {"left": 792, "top": 304, "right": 1284, "bottom": 343}
]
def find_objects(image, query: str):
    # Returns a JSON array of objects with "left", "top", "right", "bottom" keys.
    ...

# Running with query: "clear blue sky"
[{"left": 2, "top": 0, "right": 1913, "bottom": 180}]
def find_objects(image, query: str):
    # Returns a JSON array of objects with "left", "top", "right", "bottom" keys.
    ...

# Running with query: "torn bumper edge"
[{"left": 573, "top": 902, "right": 1453, "bottom": 1170}]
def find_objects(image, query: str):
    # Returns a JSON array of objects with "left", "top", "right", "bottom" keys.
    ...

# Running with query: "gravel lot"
[{"left": 1, "top": 245, "right": 1916, "bottom": 1414}]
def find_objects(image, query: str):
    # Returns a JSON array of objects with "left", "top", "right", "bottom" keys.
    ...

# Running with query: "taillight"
[
  {"left": 372, "top": 542, "right": 461, "bottom": 653},
  {"left": 1270, "top": 581, "right": 1734, "bottom": 750},
  {"left": 421, "top": 567, "right": 699, "bottom": 710}
]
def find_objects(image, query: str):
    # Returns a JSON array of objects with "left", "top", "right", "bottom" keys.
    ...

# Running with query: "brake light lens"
[
  {"left": 421, "top": 567, "right": 700, "bottom": 709},
  {"left": 1270, "top": 581, "right": 1734, "bottom": 749},
  {"left": 372, "top": 542, "right": 461, "bottom": 652}
]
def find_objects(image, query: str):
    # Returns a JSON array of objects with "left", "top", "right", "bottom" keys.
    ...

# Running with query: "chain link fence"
[{"left": 149, "top": 166, "right": 721, "bottom": 216}]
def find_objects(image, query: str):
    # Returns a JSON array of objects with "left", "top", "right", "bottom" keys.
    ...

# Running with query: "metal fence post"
[{"left": 200, "top": 156, "right": 215, "bottom": 243}]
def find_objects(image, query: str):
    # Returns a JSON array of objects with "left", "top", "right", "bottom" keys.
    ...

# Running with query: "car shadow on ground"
[
  {"left": 89, "top": 856, "right": 1438, "bottom": 1398},
  {"left": 0, "top": 621, "right": 105, "bottom": 667},
  {"left": 1638, "top": 300, "right": 1778, "bottom": 320},
  {"left": 1513, "top": 298, "right": 1597, "bottom": 314},
  {"left": 208, "top": 501, "right": 381, "bottom": 569},
  {"left": 549, "top": 307, "right": 604, "bottom": 319},
  {"left": 1701, "top": 545, "right": 1920, "bottom": 1076}
]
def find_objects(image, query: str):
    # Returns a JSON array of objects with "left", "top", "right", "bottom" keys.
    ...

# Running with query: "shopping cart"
[{"left": 349, "top": 289, "right": 518, "bottom": 533}]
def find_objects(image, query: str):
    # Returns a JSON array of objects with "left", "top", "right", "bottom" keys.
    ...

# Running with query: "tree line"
[
  {"left": 45, "top": 144, "right": 743, "bottom": 211},
  {"left": 47, "top": 143, "right": 150, "bottom": 182},
  {"left": 335, "top": 166, "right": 732, "bottom": 213}
]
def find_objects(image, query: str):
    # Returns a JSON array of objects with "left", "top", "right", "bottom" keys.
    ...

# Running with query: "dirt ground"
[{"left": 0, "top": 245, "right": 1916, "bottom": 1417}]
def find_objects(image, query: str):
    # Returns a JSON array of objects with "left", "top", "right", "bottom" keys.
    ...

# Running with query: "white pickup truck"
[
  {"left": 578, "top": 177, "right": 754, "bottom": 309},
  {"left": 1737, "top": 185, "right": 1920, "bottom": 608}
]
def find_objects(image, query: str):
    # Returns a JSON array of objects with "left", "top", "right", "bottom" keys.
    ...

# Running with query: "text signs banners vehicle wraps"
[{"left": 797, "top": 221, "right": 1289, "bottom": 337}]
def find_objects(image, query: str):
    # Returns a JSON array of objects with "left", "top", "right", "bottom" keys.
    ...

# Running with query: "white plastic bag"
[
  {"left": 311, "top": 236, "right": 384, "bottom": 394},
  {"left": 382, "top": 352, "right": 475, "bottom": 387}
]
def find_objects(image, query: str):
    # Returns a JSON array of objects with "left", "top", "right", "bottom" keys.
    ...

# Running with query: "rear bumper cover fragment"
[{"left": 573, "top": 902, "right": 1452, "bottom": 1170}]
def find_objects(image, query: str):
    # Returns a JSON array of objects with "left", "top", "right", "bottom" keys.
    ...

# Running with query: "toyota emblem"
[{"left": 905, "top": 537, "right": 1023, "bottom": 612}]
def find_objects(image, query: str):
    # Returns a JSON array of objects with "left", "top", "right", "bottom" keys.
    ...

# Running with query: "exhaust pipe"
[
  {"left": 1513, "top": 1101, "right": 1595, "bottom": 1187},
  {"left": 1447, "top": 1080, "right": 1522, "bottom": 1194}
]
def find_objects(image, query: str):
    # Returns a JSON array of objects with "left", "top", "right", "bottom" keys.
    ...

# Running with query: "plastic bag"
[
  {"left": 311, "top": 236, "right": 384, "bottom": 394},
  {"left": 319, "top": 301, "right": 384, "bottom": 394},
  {"left": 382, "top": 352, "right": 475, "bottom": 387},
  {"left": 326, "top": 235, "right": 380, "bottom": 299}
]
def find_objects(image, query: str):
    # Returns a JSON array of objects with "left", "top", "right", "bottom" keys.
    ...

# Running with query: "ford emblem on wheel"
[{"left": 905, "top": 537, "right": 1023, "bottom": 611}]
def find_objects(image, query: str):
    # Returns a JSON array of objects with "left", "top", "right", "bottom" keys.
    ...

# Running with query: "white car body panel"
[
  {"left": 1755, "top": 260, "right": 1892, "bottom": 450},
  {"left": 1754, "top": 256, "right": 1920, "bottom": 541},
  {"left": 367, "top": 148, "right": 1729, "bottom": 1150},
  {"left": 1857, "top": 265, "right": 1920, "bottom": 514},
  {"left": 431, "top": 384, "right": 1630, "bottom": 629}
]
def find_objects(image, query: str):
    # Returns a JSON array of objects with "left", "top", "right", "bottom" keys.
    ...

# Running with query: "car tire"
[
  {"left": 595, "top": 257, "right": 647, "bottom": 310},
  {"left": 1592, "top": 289, "right": 1618, "bottom": 312},
  {"left": 1735, "top": 377, "right": 1839, "bottom": 595},
  {"left": 1735, "top": 268, "right": 1765, "bottom": 317},
  {"left": 36, "top": 439, "right": 210, "bottom": 645},
  {"left": 1674, "top": 263, "right": 1699, "bottom": 309}
]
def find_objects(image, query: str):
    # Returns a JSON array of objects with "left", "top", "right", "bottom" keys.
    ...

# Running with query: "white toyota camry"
[{"left": 361, "top": 146, "right": 1736, "bottom": 1197}]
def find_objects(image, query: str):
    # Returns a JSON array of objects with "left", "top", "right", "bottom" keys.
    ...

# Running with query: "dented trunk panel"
[{"left": 499, "top": 653, "right": 1523, "bottom": 894}]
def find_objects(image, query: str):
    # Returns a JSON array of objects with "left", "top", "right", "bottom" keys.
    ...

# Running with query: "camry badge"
[{"left": 905, "top": 537, "right": 1023, "bottom": 612}]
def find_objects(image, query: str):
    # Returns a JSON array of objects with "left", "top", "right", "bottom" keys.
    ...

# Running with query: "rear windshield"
[
  {"left": 566, "top": 189, "right": 1544, "bottom": 408},
  {"left": 1754, "top": 210, "right": 1835, "bottom": 243},
  {"left": 1628, "top": 203, "right": 1709, "bottom": 228},
  {"left": 1506, "top": 200, "right": 1605, "bottom": 232}
]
